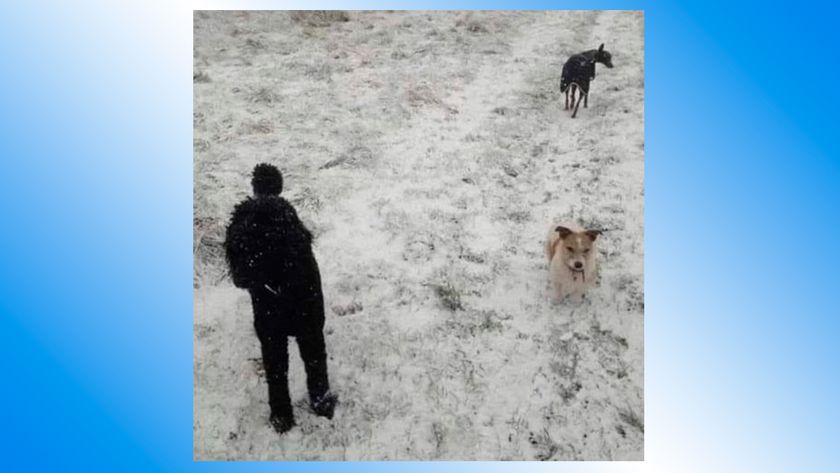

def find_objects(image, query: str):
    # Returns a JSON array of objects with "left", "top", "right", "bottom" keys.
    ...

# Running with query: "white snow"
[{"left": 194, "top": 10, "right": 644, "bottom": 460}]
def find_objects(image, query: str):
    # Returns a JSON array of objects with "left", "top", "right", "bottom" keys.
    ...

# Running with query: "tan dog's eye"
[
  {"left": 583, "top": 249, "right": 590, "bottom": 254},
  {"left": 566, "top": 246, "right": 574, "bottom": 252}
]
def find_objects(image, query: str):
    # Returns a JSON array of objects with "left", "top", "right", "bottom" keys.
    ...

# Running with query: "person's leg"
[
  {"left": 260, "top": 332, "right": 295, "bottom": 432},
  {"left": 297, "top": 327, "right": 335, "bottom": 417},
  {"left": 295, "top": 261, "right": 336, "bottom": 418},
  {"left": 252, "top": 290, "right": 295, "bottom": 433}
]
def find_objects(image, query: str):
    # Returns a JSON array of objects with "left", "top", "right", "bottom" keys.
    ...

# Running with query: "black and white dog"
[{"left": 560, "top": 43, "right": 614, "bottom": 118}]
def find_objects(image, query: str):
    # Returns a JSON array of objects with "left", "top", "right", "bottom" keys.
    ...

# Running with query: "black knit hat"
[{"left": 251, "top": 163, "right": 283, "bottom": 196}]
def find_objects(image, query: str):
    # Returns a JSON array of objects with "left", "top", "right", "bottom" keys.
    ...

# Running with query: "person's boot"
[
  {"left": 311, "top": 392, "right": 338, "bottom": 419},
  {"left": 269, "top": 413, "right": 296, "bottom": 434}
]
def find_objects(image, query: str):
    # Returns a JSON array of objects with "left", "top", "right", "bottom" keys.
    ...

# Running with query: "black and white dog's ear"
[
  {"left": 598, "top": 43, "right": 605, "bottom": 52},
  {"left": 555, "top": 226, "right": 573, "bottom": 238}
]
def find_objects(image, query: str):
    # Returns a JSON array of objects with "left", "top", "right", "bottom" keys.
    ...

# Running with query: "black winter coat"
[{"left": 224, "top": 196, "right": 317, "bottom": 294}]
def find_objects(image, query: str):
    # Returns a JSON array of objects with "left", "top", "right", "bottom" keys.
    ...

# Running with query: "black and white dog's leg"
[{"left": 572, "top": 91, "right": 583, "bottom": 118}]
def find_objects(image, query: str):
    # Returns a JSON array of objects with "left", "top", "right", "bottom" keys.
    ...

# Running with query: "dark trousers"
[{"left": 249, "top": 284, "right": 330, "bottom": 420}]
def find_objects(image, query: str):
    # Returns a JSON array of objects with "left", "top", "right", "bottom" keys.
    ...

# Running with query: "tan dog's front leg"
[{"left": 550, "top": 279, "right": 565, "bottom": 304}]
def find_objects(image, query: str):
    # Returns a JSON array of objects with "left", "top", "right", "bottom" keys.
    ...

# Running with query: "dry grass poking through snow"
[{"left": 194, "top": 10, "right": 644, "bottom": 460}]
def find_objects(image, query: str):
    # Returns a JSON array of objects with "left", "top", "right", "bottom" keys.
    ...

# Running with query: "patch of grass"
[
  {"left": 304, "top": 63, "right": 333, "bottom": 81},
  {"left": 559, "top": 381, "right": 582, "bottom": 403},
  {"left": 193, "top": 138, "right": 210, "bottom": 153},
  {"left": 549, "top": 349, "right": 580, "bottom": 380},
  {"left": 627, "top": 289, "right": 644, "bottom": 313},
  {"left": 615, "top": 424, "right": 627, "bottom": 438},
  {"left": 506, "top": 209, "right": 530, "bottom": 223},
  {"left": 289, "top": 187, "right": 323, "bottom": 213},
  {"left": 618, "top": 408, "right": 644, "bottom": 434},
  {"left": 247, "top": 87, "right": 281, "bottom": 104},
  {"left": 440, "top": 309, "right": 505, "bottom": 340},
  {"left": 331, "top": 301, "right": 363, "bottom": 317},
  {"left": 193, "top": 214, "right": 228, "bottom": 288},
  {"left": 319, "top": 145, "right": 373, "bottom": 170},
  {"left": 431, "top": 422, "right": 446, "bottom": 458},
  {"left": 244, "top": 37, "right": 265, "bottom": 50},
  {"left": 502, "top": 164, "right": 519, "bottom": 178},
  {"left": 290, "top": 10, "right": 350, "bottom": 27},
  {"left": 478, "top": 310, "right": 504, "bottom": 332},
  {"left": 590, "top": 323, "right": 629, "bottom": 350},
  {"left": 528, "top": 428, "right": 560, "bottom": 461},
  {"left": 248, "top": 357, "right": 264, "bottom": 377},
  {"left": 401, "top": 234, "right": 436, "bottom": 264},
  {"left": 407, "top": 83, "right": 442, "bottom": 107},
  {"left": 455, "top": 13, "right": 491, "bottom": 34},
  {"left": 458, "top": 247, "right": 486, "bottom": 264},
  {"left": 238, "top": 118, "right": 273, "bottom": 135},
  {"left": 193, "top": 70, "right": 211, "bottom": 83},
  {"left": 613, "top": 274, "right": 645, "bottom": 313},
  {"left": 434, "top": 281, "right": 464, "bottom": 311}
]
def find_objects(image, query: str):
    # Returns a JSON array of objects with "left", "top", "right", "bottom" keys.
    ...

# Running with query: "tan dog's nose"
[{"left": 574, "top": 261, "right": 583, "bottom": 269}]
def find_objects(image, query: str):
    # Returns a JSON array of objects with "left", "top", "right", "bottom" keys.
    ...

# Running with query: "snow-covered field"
[{"left": 193, "top": 10, "right": 644, "bottom": 460}]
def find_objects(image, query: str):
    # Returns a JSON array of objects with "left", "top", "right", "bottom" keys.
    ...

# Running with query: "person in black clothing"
[{"left": 224, "top": 163, "right": 336, "bottom": 434}]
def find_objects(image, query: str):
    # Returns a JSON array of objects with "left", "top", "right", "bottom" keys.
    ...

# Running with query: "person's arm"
[
  {"left": 285, "top": 202, "right": 313, "bottom": 243},
  {"left": 224, "top": 203, "right": 254, "bottom": 288}
]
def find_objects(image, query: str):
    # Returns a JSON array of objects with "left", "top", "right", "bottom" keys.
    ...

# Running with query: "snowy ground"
[{"left": 193, "top": 10, "right": 644, "bottom": 460}]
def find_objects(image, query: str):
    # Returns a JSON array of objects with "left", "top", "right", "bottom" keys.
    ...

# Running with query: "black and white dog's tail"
[{"left": 560, "top": 69, "right": 571, "bottom": 93}]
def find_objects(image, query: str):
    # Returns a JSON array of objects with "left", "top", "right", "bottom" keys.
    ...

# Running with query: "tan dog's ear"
[
  {"left": 584, "top": 229, "right": 603, "bottom": 241},
  {"left": 555, "top": 226, "right": 573, "bottom": 238}
]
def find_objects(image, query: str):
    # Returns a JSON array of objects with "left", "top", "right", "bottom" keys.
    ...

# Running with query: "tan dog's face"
[{"left": 555, "top": 227, "right": 601, "bottom": 272}]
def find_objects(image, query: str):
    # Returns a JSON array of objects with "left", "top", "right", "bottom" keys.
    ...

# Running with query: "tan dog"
[{"left": 546, "top": 225, "right": 602, "bottom": 303}]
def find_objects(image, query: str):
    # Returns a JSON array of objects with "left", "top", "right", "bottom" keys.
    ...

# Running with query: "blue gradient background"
[{"left": 1, "top": 0, "right": 837, "bottom": 471}]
